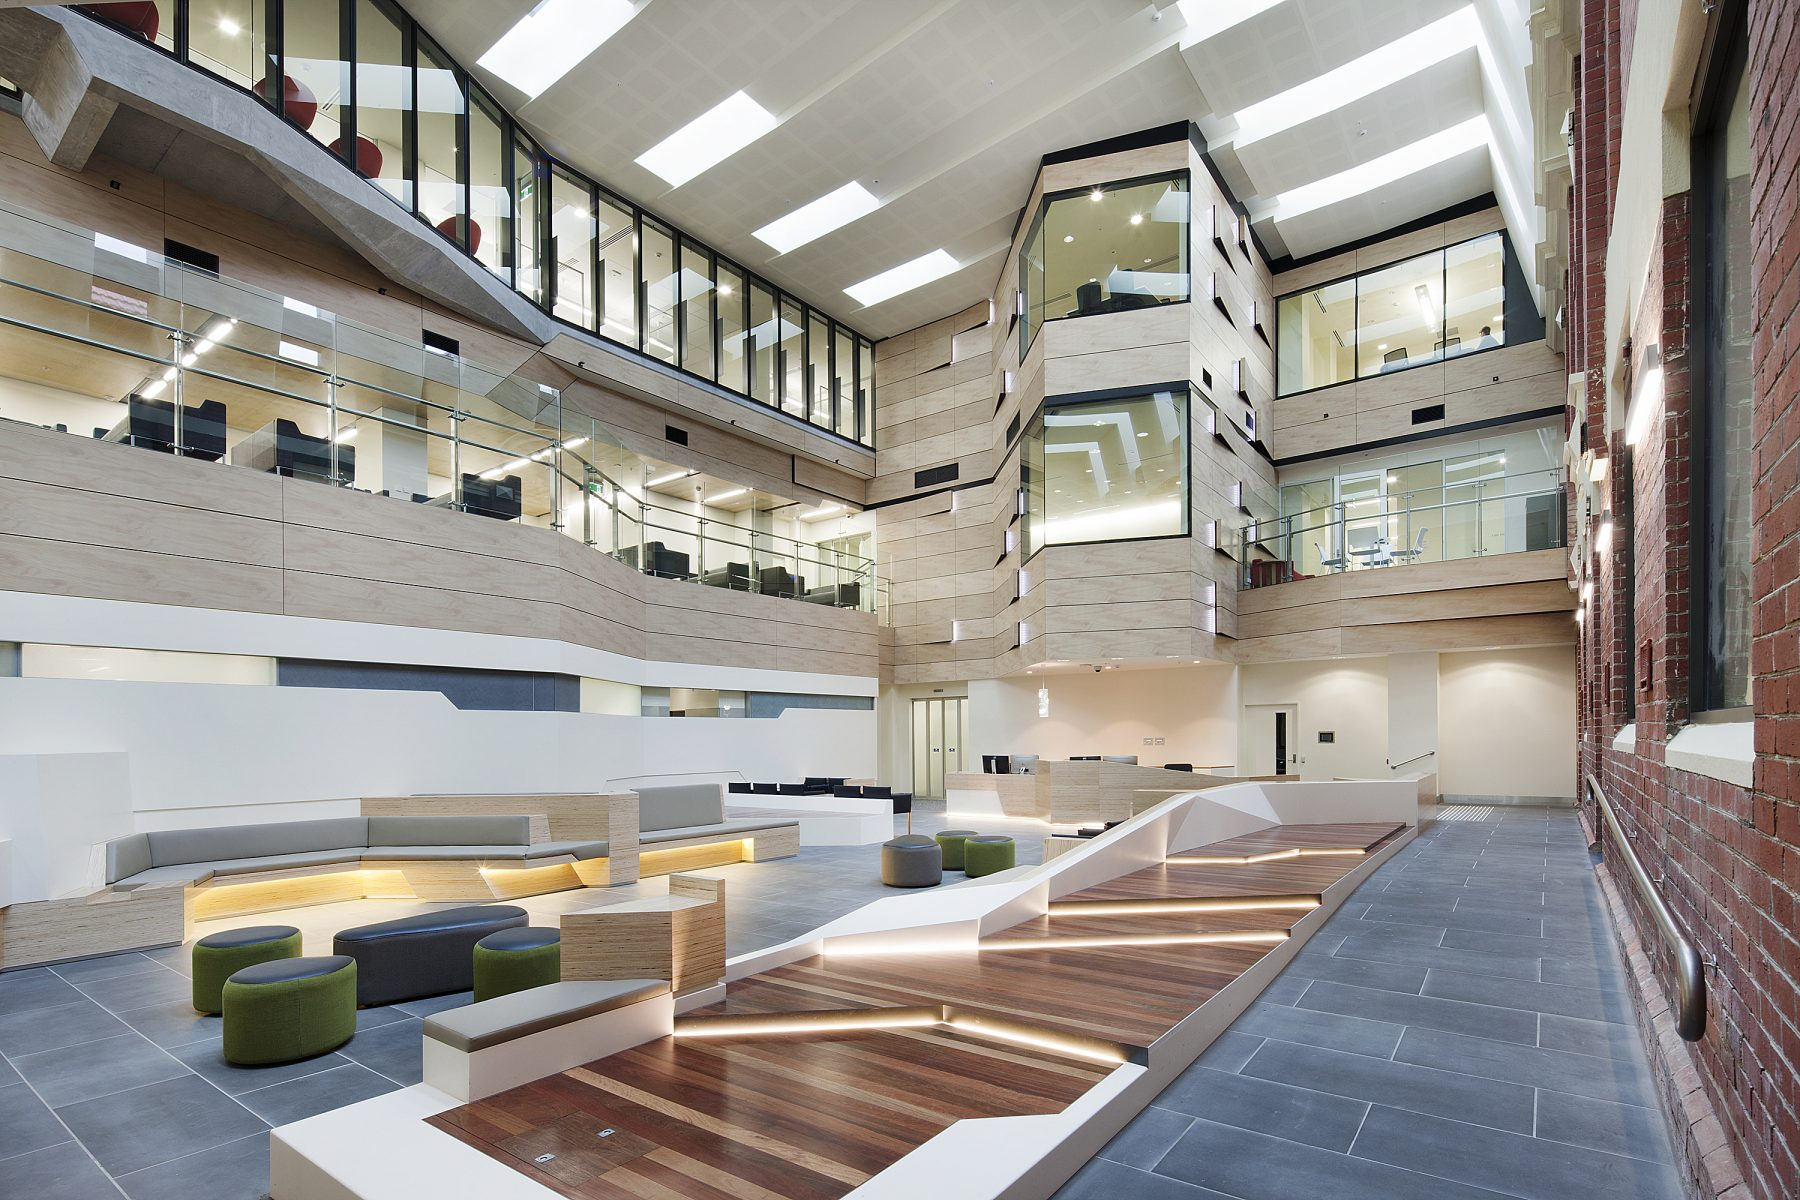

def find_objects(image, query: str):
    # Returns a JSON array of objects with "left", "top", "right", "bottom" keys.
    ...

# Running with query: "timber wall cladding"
[
  {"left": 0, "top": 422, "right": 878, "bottom": 678},
  {"left": 873, "top": 137, "right": 1275, "bottom": 684},
  {"left": 1266, "top": 207, "right": 1564, "bottom": 461}
]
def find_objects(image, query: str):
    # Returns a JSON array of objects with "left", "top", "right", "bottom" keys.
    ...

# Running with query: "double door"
[{"left": 910, "top": 697, "right": 968, "bottom": 799}]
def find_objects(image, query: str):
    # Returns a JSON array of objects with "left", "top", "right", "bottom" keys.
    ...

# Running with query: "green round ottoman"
[
  {"left": 936, "top": 829, "right": 980, "bottom": 872},
  {"left": 221, "top": 955, "right": 356, "bottom": 1066},
  {"left": 191, "top": 925, "right": 301, "bottom": 1015},
  {"left": 473, "top": 926, "right": 562, "bottom": 1002},
  {"left": 964, "top": 835, "right": 1017, "bottom": 878}
]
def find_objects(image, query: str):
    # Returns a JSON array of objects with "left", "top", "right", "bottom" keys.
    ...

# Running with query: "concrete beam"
[{"left": 19, "top": 24, "right": 116, "bottom": 170}]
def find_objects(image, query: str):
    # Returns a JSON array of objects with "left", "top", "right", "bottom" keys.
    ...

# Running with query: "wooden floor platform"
[{"left": 430, "top": 820, "right": 1403, "bottom": 1199}]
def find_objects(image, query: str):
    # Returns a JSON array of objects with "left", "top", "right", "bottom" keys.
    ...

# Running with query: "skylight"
[
  {"left": 1176, "top": 0, "right": 1287, "bottom": 47},
  {"left": 636, "top": 91, "right": 778, "bottom": 187},
  {"left": 844, "top": 249, "right": 959, "bottom": 308},
  {"left": 477, "top": 0, "right": 637, "bottom": 101},
  {"left": 754, "top": 182, "right": 880, "bottom": 254},
  {"left": 1263, "top": 115, "right": 1492, "bottom": 221},
  {"left": 1228, "top": 7, "right": 1480, "bottom": 147}
]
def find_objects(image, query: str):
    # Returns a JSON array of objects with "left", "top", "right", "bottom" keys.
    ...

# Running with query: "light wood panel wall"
[
  {"left": 0, "top": 421, "right": 878, "bottom": 678},
  {"left": 0, "top": 882, "right": 187, "bottom": 970},
  {"left": 873, "top": 136, "right": 1276, "bottom": 685}
]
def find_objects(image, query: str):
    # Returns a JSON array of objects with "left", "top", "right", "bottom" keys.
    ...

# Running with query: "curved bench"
[
  {"left": 635, "top": 784, "right": 799, "bottom": 874},
  {"left": 102, "top": 816, "right": 611, "bottom": 922},
  {"left": 422, "top": 979, "right": 672, "bottom": 1101}
]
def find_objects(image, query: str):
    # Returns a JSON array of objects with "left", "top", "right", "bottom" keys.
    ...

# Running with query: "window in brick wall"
[{"left": 1690, "top": 31, "right": 1753, "bottom": 715}]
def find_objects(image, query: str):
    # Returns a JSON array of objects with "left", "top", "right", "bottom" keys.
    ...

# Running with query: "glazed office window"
[
  {"left": 807, "top": 311, "right": 832, "bottom": 429},
  {"left": 857, "top": 338, "right": 876, "bottom": 446},
  {"left": 188, "top": 0, "right": 266, "bottom": 89},
  {"left": 352, "top": 0, "right": 409, "bottom": 209},
  {"left": 1692, "top": 41, "right": 1752, "bottom": 713},
  {"left": 280, "top": 0, "right": 343, "bottom": 147},
  {"left": 1276, "top": 232, "right": 1511, "bottom": 396},
  {"left": 513, "top": 131, "right": 545, "bottom": 306},
  {"left": 1276, "top": 278, "right": 1354, "bottom": 394},
  {"left": 778, "top": 296, "right": 805, "bottom": 418},
  {"left": 413, "top": 33, "right": 463, "bottom": 246},
  {"left": 550, "top": 167, "right": 595, "bottom": 329},
  {"left": 76, "top": 2, "right": 174, "bottom": 51},
  {"left": 1023, "top": 389, "right": 1189, "bottom": 553},
  {"left": 678, "top": 238, "right": 714, "bottom": 380},
  {"left": 716, "top": 261, "right": 748, "bottom": 396},
  {"left": 749, "top": 280, "right": 777, "bottom": 405},
  {"left": 834, "top": 326, "right": 855, "bottom": 439},
  {"left": 67, "top": 0, "right": 873, "bottom": 446},
  {"left": 1019, "top": 172, "right": 1190, "bottom": 356},
  {"left": 468, "top": 88, "right": 510, "bottom": 281},
  {"left": 596, "top": 193, "right": 636, "bottom": 345},
  {"left": 640, "top": 218, "right": 677, "bottom": 365}
]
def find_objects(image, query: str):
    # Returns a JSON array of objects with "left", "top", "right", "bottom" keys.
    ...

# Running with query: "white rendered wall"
[
  {"left": 1238, "top": 658, "right": 1390, "bottom": 780},
  {"left": 1437, "top": 644, "right": 1577, "bottom": 798},
  {"left": 1386, "top": 651, "right": 1440, "bottom": 771},
  {"left": 966, "top": 665, "right": 1238, "bottom": 768}
]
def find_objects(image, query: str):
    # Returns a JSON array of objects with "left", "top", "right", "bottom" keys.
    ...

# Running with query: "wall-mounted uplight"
[
  {"left": 1593, "top": 519, "right": 1614, "bottom": 557},
  {"left": 1038, "top": 684, "right": 1050, "bottom": 718}
]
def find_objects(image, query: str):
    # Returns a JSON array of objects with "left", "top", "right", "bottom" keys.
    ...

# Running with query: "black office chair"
[
  {"left": 99, "top": 395, "right": 228, "bottom": 461},
  {"left": 263, "top": 419, "right": 354, "bottom": 483},
  {"left": 1163, "top": 763, "right": 1195, "bottom": 772},
  {"left": 805, "top": 582, "right": 861, "bottom": 607},
  {"left": 758, "top": 566, "right": 801, "bottom": 598},
  {"left": 1074, "top": 281, "right": 1105, "bottom": 315},
  {"left": 701, "top": 562, "right": 751, "bottom": 590},
  {"left": 1379, "top": 347, "right": 1409, "bottom": 372},
  {"left": 777, "top": 783, "right": 809, "bottom": 796},
  {"left": 833, "top": 784, "right": 864, "bottom": 798},
  {"left": 461, "top": 472, "right": 523, "bottom": 521},
  {"left": 751, "top": 782, "right": 778, "bottom": 796},
  {"left": 727, "top": 781, "right": 752, "bottom": 793},
  {"left": 625, "top": 541, "right": 692, "bottom": 580}
]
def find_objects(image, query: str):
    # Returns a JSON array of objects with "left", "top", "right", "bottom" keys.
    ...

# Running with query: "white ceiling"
[{"left": 403, "top": 0, "right": 1538, "bottom": 340}]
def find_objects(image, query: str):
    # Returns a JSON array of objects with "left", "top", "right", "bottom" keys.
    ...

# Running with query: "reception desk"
[{"left": 948, "top": 760, "right": 1233, "bottom": 824}]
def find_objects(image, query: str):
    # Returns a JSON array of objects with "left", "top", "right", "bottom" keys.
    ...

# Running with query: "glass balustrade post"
[
  {"left": 170, "top": 327, "right": 186, "bottom": 456},
  {"left": 583, "top": 466, "right": 596, "bottom": 546},
  {"left": 697, "top": 516, "right": 707, "bottom": 579},
  {"left": 551, "top": 441, "right": 564, "bottom": 533},
  {"left": 450, "top": 410, "right": 463, "bottom": 510},
  {"left": 327, "top": 376, "right": 341, "bottom": 485}
]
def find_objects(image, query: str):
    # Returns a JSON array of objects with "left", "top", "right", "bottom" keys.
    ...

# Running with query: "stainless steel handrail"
[
  {"left": 1586, "top": 774, "right": 1706, "bottom": 1041},
  {"left": 1388, "top": 750, "right": 1435, "bottom": 769}
]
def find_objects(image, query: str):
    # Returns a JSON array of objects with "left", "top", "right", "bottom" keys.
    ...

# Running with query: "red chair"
[
  {"left": 78, "top": 3, "right": 161, "bottom": 41},
  {"left": 255, "top": 74, "right": 318, "bottom": 130},
  {"left": 330, "top": 136, "right": 384, "bottom": 179},
  {"left": 436, "top": 216, "right": 482, "bottom": 254}
]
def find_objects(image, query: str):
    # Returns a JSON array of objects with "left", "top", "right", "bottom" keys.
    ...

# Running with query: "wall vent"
[
  {"left": 1412, "top": 403, "right": 1446, "bottom": 424},
  {"left": 163, "top": 238, "right": 219, "bottom": 275},
  {"left": 665, "top": 424, "right": 689, "bottom": 446},
  {"left": 915, "top": 463, "right": 959, "bottom": 488}
]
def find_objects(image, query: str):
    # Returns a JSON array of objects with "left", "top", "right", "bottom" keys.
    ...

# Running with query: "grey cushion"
[
  {"left": 477, "top": 927, "right": 560, "bottom": 952},
  {"left": 206, "top": 849, "right": 367, "bottom": 877},
  {"left": 634, "top": 784, "right": 725, "bottom": 832},
  {"left": 105, "top": 834, "right": 151, "bottom": 885},
  {"left": 146, "top": 817, "right": 370, "bottom": 868},
  {"left": 361, "top": 844, "right": 537, "bottom": 861},
  {"left": 365, "top": 815, "right": 531, "bottom": 848},
  {"left": 526, "top": 840, "right": 608, "bottom": 861},
  {"left": 336, "top": 905, "right": 528, "bottom": 943},
  {"left": 229, "top": 954, "right": 354, "bottom": 985},
  {"left": 112, "top": 863, "right": 216, "bottom": 890},
  {"left": 637, "top": 816, "right": 798, "bottom": 845},
  {"left": 199, "top": 925, "right": 299, "bottom": 949},
  {"left": 422, "top": 979, "right": 670, "bottom": 1053}
]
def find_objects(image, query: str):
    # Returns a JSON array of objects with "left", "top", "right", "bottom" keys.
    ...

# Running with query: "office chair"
[{"left": 1316, "top": 541, "right": 1346, "bottom": 571}]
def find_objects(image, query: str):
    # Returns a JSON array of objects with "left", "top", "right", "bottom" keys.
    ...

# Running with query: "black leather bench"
[{"left": 333, "top": 904, "right": 527, "bottom": 1005}]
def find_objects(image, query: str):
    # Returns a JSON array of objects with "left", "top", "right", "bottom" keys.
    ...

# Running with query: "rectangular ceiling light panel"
[
  {"left": 1228, "top": 7, "right": 1480, "bottom": 147},
  {"left": 636, "top": 91, "right": 778, "bottom": 187},
  {"left": 478, "top": 0, "right": 637, "bottom": 101},
  {"left": 845, "top": 249, "right": 959, "bottom": 307},
  {"left": 1176, "top": 0, "right": 1287, "bottom": 46},
  {"left": 1267, "top": 115, "right": 1491, "bottom": 221},
  {"left": 754, "top": 182, "right": 880, "bottom": 254}
]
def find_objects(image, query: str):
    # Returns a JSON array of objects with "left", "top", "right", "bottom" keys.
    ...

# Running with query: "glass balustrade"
[
  {"left": 0, "top": 198, "right": 879, "bottom": 612},
  {"left": 1238, "top": 468, "right": 1567, "bottom": 588}
]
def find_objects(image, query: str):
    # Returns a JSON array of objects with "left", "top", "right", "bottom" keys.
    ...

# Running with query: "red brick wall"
[{"left": 1573, "top": 0, "right": 1800, "bottom": 1195}]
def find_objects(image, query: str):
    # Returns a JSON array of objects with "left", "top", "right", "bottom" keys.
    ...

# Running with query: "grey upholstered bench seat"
[
  {"left": 423, "top": 979, "right": 670, "bottom": 1052},
  {"left": 104, "top": 816, "right": 611, "bottom": 891},
  {"left": 637, "top": 817, "right": 798, "bottom": 845}
]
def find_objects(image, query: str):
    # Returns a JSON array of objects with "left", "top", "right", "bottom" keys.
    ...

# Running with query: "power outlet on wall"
[{"left": 1142, "top": 736, "right": 1166, "bottom": 745}]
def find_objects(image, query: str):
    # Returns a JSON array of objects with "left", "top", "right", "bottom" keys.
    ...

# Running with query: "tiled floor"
[
  {"left": 0, "top": 802, "right": 1044, "bottom": 1200},
  {"left": 1056, "top": 804, "right": 1685, "bottom": 1200},
  {"left": 1, "top": 804, "right": 1682, "bottom": 1200}
]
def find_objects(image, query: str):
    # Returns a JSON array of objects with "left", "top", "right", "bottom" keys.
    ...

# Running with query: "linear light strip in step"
[
  {"left": 1047, "top": 894, "right": 1321, "bottom": 917},
  {"left": 672, "top": 1004, "right": 1131, "bottom": 1065},
  {"left": 1167, "top": 847, "right": 1367, "bottom": 865}
]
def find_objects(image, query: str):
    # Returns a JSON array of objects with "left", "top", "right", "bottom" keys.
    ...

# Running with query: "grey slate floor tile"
[
  {"left": 53, "top": 1075, "right": 267, "bottom": 1177},
  {"left": 70, "top": 969, "right": 197, "bottom": 1015},
  {"left": 0, "top": 999, "right": 131, "bottom": 1057},
  {"left": 234, "top": 1062, "right": 398, "bottom": 1126},
  {"left": 115, "top": 1132, "right": 269, "bottom": 1200},
  {"left": 1535, "top": 1087, "right": 1675, "bottom": 1164},
  {"left": 110, "top": 1000, "right": 221, "bottom": 1050},
  {"left": 0, "top": 967, "right": 102, "bottom": 1016},
  {"left": 0, "top": 1082, "right": 76, "bottom": 1162},
  {"left": 0, "top": 1140, "right": 120, "bottom": 1200},
  {"left": 1296, "top": 979, "right": 1541, "bottom": 1045},
  {"left": 1154, "top": 1065, "right": 1370, "bottom": 1151},
  {"left": 13, "top": 1033, "right": 191, "bottom": 1108},
  {"left": 1394, "top": 1025, "right": 1656, "bottom": 1104},
  {"left": 168, "top": 1039, "right": 350, "bottom": 1096},
  {"left": 1350, "top": 1104, "right": 1682, "bottom": 1200},
  {"left": 1240, "top": 1037, "right": 1535, "bottom": 1134},
  {"left": 1094, "top": 1103, "right": 1195, "bottom": 1168},
  {"left": 335, "top": 1016, "right": 423, "bottom": 1085},
  {"left": 1230, "top": 1001, "right": 1406, "bottom": 1058},
  {"left": 1057, "top": 1156, "right": 1232, "bottom": 1199},
  {"left": 1422, "top": 964, "right": 1632, "bottom": 1023},
  {"left": 50, "top": 953, "right": 167, "bottom": 985}
]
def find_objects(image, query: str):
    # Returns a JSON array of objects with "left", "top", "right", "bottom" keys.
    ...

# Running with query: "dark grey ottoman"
[
  {"left": 881, "top": 835, "right": 943, "bottom": 887},
  {"left": 333, "top": 904, "right": 527, "bottom": 1005}
]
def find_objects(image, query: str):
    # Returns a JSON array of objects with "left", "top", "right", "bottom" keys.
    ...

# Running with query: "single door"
[
  {"left": 1245, "top": 704, "right": 1299, "bottom": 776},
  {"left": 1274, "top": 710, "right": 1289, "bottom": 775}
]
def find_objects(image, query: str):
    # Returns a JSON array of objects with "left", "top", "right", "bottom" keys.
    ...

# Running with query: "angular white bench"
[{"left": 421, "top": 979, "right": 672, "bottom": 1102}]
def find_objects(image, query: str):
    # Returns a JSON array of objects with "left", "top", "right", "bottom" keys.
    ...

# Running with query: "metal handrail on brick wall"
[{"left": 1586, "top": 774, "right": 1706, "bottom": 1041}]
